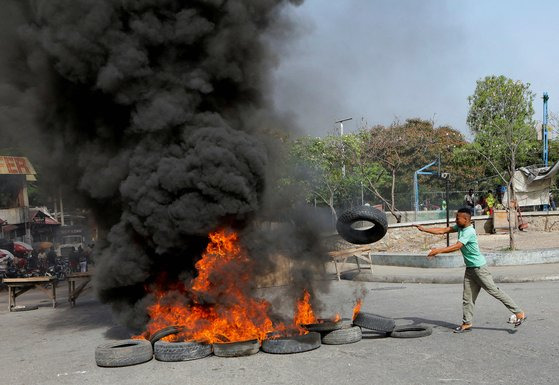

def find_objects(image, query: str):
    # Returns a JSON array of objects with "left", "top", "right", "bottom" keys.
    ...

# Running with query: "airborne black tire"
[
  {"left": 336, "top": 206, "right": 388, "bottom": 244},
  {"left": 149, "top": 326, "right": 184, "bottom": 345},
  {"left": 352, "top": 312, "right": 395, "bottom": 333},
  {"left": 261, "top": 332, "right": 321, "bottom": 354},
  {"left": 154, "top": 340, "right": 212, "bottom": 361},
  {"left": 389, "top": 324, "right": 432, "bottom": 338},
  {"left": 95, "top": 339, "right": 153, "bottom": 367},
  {"left": 212, "top": 339, "right": 260, "bottom": 357},
  {"left": 321, "top": 324, "right": 362, "bottom": 345}
]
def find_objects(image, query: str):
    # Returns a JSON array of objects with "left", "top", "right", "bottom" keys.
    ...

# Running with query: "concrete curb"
[
  {"left": 349, "top": 272, "right": 559, "bottom": 284},
  {"left": 371, "top": 249, "right": 559, "bottom": 268}
]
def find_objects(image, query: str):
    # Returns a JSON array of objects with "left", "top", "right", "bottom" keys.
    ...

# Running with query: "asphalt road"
[{"left": 0, "top": 280, "right": 557, "bottom": 385}]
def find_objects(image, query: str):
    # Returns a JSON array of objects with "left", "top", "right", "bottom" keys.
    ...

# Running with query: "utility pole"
[
  {"left": 543, "top": 92, "right": 549, "bottom": 167},
  {"left": 444, "top": 176, "right": 450, "bottom": 247},
  {"left": 59, "top": 188, "right": 65, "bottom": 226}
]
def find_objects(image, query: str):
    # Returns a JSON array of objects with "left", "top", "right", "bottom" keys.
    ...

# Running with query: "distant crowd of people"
[
  {"left": 463, "top": 189, "right": 498, "bottom": 215},
  {"left": 15, "top": 244, "right": 94, "bottom": 274},
  {"left": 464, "top": 188, "right": 557, "bottom": 215}
]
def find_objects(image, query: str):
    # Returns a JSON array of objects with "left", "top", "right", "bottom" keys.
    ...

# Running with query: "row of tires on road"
[{"left": 95, "top": 312, "right": 432, "bottom": 367}]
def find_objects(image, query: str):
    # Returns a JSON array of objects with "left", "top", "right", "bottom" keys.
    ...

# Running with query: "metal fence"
[{"left": 329, "top": 187, "right": 559, "bottom": 226}]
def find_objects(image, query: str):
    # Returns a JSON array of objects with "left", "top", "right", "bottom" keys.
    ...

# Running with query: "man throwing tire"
[{"left": 414, "top": 208, "right": 526, "bottom": 333}]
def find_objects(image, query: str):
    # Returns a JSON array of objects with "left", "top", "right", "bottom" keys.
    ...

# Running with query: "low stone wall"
[
  {"left": 325, "top": 211, "right": 559, "bottom": 255},
  {"left": 522, "top": 213, "right": 559, "bottom": 232}
]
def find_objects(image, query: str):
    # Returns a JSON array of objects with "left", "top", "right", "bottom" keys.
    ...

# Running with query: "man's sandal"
[
  {"left": 453, "top": 324, "right": 472, "bottom": 333},
  {"left": 514, "top": 313, "right": 527, "bottom": 328}
]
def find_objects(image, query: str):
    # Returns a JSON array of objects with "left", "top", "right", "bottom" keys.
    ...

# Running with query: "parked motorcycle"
[
  {"left": 45, "top": 259, "right": 70, "bottom": 281},
  {"left": 0, "top": 261, "right": 23, "bottom": 290}
]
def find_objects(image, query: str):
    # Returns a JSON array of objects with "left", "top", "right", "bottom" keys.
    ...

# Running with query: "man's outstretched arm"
[
  {"left": 414, "top": 224, "right": 456, "bottom": 235},
  {"left": 427, "top": 242, "right": 463, "bottom": 258}
]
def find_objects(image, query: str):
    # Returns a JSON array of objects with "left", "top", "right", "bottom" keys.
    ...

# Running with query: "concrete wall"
[{"left": 0, "top": 208, "right": 26, "bottom": 226}]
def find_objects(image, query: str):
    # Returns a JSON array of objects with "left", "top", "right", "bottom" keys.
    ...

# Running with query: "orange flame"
[
  {"left": 140, "top": 229, "right": 282, "bottom": 343},
  {"left": 293, "top": 289, "right": 317, "bottom": 325},
  {"left": 352, "top": 299, "right": 362, "bottom": 320}
]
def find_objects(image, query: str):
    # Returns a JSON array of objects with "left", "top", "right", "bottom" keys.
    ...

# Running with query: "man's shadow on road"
[{"left": 399, "top": 316, "right": 517, "bottom": 334}]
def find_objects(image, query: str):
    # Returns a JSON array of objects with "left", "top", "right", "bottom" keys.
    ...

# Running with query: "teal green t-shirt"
[{"left": 451, "top": 224, "right": 486, "bottom": 267}]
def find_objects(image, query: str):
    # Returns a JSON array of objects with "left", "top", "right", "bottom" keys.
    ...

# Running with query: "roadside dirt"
[{"left": 476, "top": 231, "right": 559, "bottom": 252}]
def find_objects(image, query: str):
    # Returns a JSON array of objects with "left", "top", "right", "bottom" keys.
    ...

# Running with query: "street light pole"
[
  {"left": 336, "top": 117, "right": 352, "bottom": 136},
  {"left": 335, "top": 118, "right": 352, "bottom": 178}
]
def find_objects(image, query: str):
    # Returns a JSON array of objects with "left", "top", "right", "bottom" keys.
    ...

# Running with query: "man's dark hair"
[{"left": 457, "top": 208, "right": 472, "bottom": 216}]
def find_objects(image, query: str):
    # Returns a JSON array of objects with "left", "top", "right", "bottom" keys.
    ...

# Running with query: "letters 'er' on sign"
[{"left": 0, "top": 156, "right": 37, "bottom": 175}]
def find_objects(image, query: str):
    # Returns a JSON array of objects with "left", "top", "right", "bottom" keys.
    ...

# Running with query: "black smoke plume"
[{"left": 1, "top": 0, "right": 331, "bottom": 330}]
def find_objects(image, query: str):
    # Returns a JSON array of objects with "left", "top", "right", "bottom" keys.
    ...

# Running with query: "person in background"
[
  {"left": 69, "top": 247, "right": 79, "bottom": 272},
  {"left": 78, "top": 246, "right": 87, "bottom": 272},
  {"left": 550, "top": 191, "right": 556, "bottom": 211},
  {"left": 38, "top": 249, "right": 47, "bottom": 273},
  {"left": 86, "top": 244, "right": 95, "bottom": 267},
  {"left": 28, "top": 250, "right": 38, "bottom": 271},
  {"left": 486, "top": 190, "right": 496, "bottom": 215},
  {"left": 47, "top": 247, "right": 57, "bottom": 267},
  {"left": 464, "top": 189, "right": 475, "bottom": 215},
  {"left": 477, "top": 195, "right": 488, "bottom": 215},
  {"left": 474, "top": 202, "right": 483, "bottom": 216}
]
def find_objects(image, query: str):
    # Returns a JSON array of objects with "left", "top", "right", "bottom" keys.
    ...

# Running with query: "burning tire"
[
  {"left": 149, "top": 325, "right": 184, "bottom": 345},
  {"left": 154, "top": 340, "right": 212, "bottom": 361},
  {"left": 95, "top": 339, "right": 153, "bottom": 367},
  {"left": 352, "top": 312, "right": 395, "bottom": 333},
  {"left": 389, "top": 324, "right": 432, "bottom": 338},
  {"left": 321, "top": 324, "right": 362, "bottom": 345},
  {"left": 302, "top": 319, "right": 343, "bottom": 333},
  {"left": 212, "top": 339, "right": 260, "bottom": 357},
  {"left": 261, "top": 332, "right": 321, "bottom": 354},
  {"left": 336, "top": 206, "right": 388, "bottom": 244}
]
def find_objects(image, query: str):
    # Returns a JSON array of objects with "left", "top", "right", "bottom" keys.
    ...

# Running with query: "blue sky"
[{"left": 272, "top": 0, "right": 558, "bottom": 139}]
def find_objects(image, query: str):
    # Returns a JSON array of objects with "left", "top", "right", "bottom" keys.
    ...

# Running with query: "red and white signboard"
[{"left": 0, "top": 156, "right": 36, "bottom": 175}]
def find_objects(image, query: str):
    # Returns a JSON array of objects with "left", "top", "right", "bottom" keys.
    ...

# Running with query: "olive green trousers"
[{"left": 462, "top": 265, "right": 522, "bottom": 324}]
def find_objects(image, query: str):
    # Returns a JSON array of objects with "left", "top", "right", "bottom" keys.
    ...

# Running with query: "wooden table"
[
  {"left": 67, "top": 272, "right": 92, "bottom": 307},
  {"left": 3, "top": 277, "right": 57, "bottom": 311}
]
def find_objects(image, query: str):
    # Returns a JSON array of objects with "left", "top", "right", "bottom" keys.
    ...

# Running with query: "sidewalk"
[
  {"left": 327, "top": 230, "right": 559, "bottom": 283},
  {"left": 330, "top": 262, "right": 559, "bottom": 284}
]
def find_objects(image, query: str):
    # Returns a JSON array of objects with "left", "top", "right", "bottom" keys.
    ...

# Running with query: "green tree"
[
  {"left": 360, "top": 119, "right": 467, "bottom": 216},
  {"left": 467, "top": 75, "right": 537, "bottom": 249},
  {"left": 289, "top": 134, "right": 362, "bottom": 221}
]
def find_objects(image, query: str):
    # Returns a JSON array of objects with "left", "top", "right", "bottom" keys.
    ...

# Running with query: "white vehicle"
[{"left": 56, "top": 235, "right": 85, "bottom": 257}]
